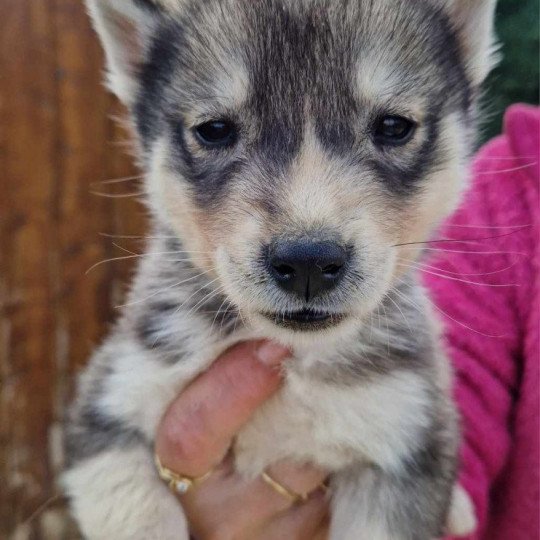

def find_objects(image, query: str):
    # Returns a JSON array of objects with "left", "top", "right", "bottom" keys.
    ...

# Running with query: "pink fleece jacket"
[{"left": 424, "top": 104, "right": 539, "bottom": 540}]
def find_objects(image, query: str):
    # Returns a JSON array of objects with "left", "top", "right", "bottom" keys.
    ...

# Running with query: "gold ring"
[
  {"left": 155, "top": 454, "right": 213, "bottom": 495},
  {"left": 261, "top": 471, "right": 309, "bottom": 504}
]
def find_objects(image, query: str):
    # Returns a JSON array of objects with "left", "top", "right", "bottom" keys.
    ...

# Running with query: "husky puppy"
[{"left": 64, "top": 0, "right": 497, "bottom": 538}]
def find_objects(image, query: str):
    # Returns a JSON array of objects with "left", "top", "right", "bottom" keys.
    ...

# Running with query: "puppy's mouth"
[{"left": 261, "top": 309, "right": 346, "bottom": 331}]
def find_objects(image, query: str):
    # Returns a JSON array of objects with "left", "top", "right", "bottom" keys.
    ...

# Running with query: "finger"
[
  {"left": 256, "top": 490, "right": 330, "bottom": 540},
  {"left": 260, "top": 461, "right": 328, "bottom": 511},
  {"left": 156, "top": 340, "right": 290, "bottom": 477},
  {"left": 211, "top": 461, "right": 326, "bottom": 528},
  {"left": 182, "top": 461, "right": 327, "bottom": 537}
]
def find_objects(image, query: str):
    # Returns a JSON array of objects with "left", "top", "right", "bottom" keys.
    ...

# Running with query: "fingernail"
[{"left": 256, "top": 341, "right": 290, "bottom": 366}]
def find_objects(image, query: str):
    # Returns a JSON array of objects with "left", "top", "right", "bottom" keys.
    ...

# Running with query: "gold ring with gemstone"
[
  {"left": 155, "top": 454, "right": 213, "bottom": 495},
  {"left": 260, "top": 471, "right": 309, "bottom": 504}
]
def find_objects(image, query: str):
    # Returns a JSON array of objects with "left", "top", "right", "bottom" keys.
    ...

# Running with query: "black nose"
[{"left": 268, "top": 240, "right": 348, "bottom": 302}]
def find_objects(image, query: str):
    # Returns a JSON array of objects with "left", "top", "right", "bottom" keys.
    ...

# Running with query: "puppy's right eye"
[
  {"left": 194, "top": 120, "right": 237, "bottom": 147},
  {"left": 373, "top": 115, "right": 416, "bottom": 146}
]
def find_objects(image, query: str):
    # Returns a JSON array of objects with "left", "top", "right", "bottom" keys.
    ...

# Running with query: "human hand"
[{"left": 155, "top": 341, "right": 330, "bottom": 540}]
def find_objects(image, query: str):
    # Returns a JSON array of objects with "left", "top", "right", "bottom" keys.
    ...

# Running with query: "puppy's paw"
[
  {"left": 64, "top": 447, "right": 190, "bottom": 540},
  {"left": 445, "top": 484, "right": 476, "bottom": 537}
]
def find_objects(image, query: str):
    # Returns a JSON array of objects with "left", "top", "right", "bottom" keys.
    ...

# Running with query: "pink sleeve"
[{"left": 423, "top": 134, "right": 528, "bottom": 538}]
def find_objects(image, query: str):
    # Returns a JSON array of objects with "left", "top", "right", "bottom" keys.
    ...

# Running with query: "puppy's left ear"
[{"left": 445, "top": 0, "right": 499, "bottom": 86}]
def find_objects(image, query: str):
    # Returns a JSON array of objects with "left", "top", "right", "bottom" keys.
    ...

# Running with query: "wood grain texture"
[{"left": 0, "top": 1, "right": 145, "bottom": 537}]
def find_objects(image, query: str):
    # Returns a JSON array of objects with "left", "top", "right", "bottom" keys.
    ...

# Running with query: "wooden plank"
[
  {"left": 0, "top": 0, "right": 59, "bottom": 536},
  {"left": 0, "top": 0, "right": 145, "bottom": 536},
  {"left": 54, "top": 0, "right": 113, "bottom": 375}
]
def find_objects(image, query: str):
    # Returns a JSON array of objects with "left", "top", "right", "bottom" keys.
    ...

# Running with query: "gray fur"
[
  {"left": 64, "top": 0, "right": 497, "bottom": 538},
  {"left": 65, "top": 402, "right": 147, "bottom": 467}
]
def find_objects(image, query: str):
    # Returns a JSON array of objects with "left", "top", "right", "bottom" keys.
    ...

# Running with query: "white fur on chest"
[
  {"left": 97, "top": 331, "right": 430, "bottom": 479},
  {"left": 234, "top": 368, "right": 431, "bottom": 476}
]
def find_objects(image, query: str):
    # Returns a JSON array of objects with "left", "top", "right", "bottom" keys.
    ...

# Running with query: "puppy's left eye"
[
  {"left": 194, "top": 120, "right": 237, "bottom": 147},
  {"left": 373, "top": 115, "right": 416, "bottom": 146}
]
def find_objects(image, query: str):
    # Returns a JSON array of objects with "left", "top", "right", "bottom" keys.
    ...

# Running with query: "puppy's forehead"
[
  {"left": 145, "top": 0, "right": 468, "bottom": 163},
  {"left": 173, "top": 0, "right": 463, "bottom": 103}
]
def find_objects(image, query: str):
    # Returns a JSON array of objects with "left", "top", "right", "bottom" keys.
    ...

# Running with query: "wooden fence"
[{"left": 1, "top": 1, "right": 146, "bottom": 537}]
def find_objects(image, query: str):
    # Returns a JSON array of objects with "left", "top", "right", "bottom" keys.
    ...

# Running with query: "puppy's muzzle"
[{"left": 266, "top": 239, "right": 348, "bottom": 302}]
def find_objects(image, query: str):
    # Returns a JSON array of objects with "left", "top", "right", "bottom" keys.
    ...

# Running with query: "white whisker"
[
  {"left": 368, "top": 311, "right": 374, "bottom": 342},
  {"left": 237, "top": 308, "right": 246, "bottom": 328},
  {"left": 90, "top": 191, "right": 145, "bottom": 199},
  {"left": 95, "top": 174, "right": 143, "bottom": 185},
  {"left": 86, "top": 250, "right": 211, "bottom": 274},
  {"left": 112, "top": 242, "right": 211, "bottom": 257},
  {"left": 386, "top": 294, "right": 413, "bottom": 336},
  {"left": 148, "top": 278, "right": 223, "bottom": 350},
  {"left": 99, "top": 233, "right": 179, "bottom": 240},
  {"left": 211, "top": 296, "right": 231, "bottom": 334},
  {"left": 394, "top": 276, "right": 507, "bottom": 339},
  {"left": 376, "top": 304, "right": 382, "bottom": 332},
  {"left": 442, "top": 223, "right": 532, "bottom": 229},
  {"left": 171, "top": 277, "right": 222, "bottom": 320},
  {"left": 116, "top": 270, "right": 216, "bottom": 309},
  {"left": 86, "top": 254, "right": 146, "bottom": 274},
  {"left": 397, "top": 247, "right": 527, "bottom": 256},
  {"left": 381, "top": 301, "right": 390, "bottom": 357},
  {"left": 232, "top": 311, "right": 241, "bottom": 335},
  {"left": 397, "top": 262, "right": 518, "bottom": 287},
  {"left": 399, "top": 258, "right": 518, "bottom": 277},
  {"left": 476, "top": 162, "right": 537, "bottom": 175},
  {"left": 220, "top": 299, "right": 237, "bottom": 335},
  {"left": 185, "top": 285, "right": 226, "bottom": 319},
  {"left": 476, "top": 156, "right": 536, "bottom": 160}
]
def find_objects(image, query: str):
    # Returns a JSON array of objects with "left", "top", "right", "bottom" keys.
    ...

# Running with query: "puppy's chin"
[{"left": 245, "top": 310, "right": 362, "bottom": 349}]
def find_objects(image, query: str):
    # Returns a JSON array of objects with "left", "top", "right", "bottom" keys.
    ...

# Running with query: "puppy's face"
[{"left": 89, "top": 0, "right": 496, "bottom": 343}]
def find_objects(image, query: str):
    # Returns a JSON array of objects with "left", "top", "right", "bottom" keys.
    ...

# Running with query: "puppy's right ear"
[{"left": 86, "top": 0, "right": 172, "bottom": 105}]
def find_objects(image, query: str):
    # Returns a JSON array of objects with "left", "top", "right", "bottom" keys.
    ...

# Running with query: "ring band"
[
  {"left": 155, "top": 454, "right": 213, "bottom": 495},
  {"left": 261, "top": 471, "right": 309, "bottom": 504}
]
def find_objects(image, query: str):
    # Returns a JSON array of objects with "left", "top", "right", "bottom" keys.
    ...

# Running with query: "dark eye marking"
[
  {"left": 372, "top": 115, "right": 417, "bottom": 146},
  {"left": 194, "top": 120, "right": 237, "bottom": 148}
]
